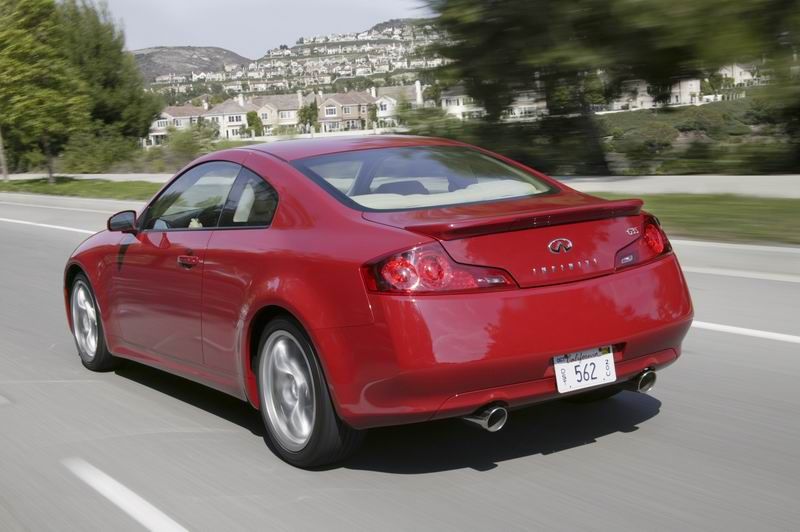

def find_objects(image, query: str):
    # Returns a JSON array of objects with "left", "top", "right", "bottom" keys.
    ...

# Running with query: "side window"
[
  {"left": 142, "top": 162, "right": 240, "bottom": 230},
  {"left": 219, "top": 167, "right": 279, "bottom": 228}
]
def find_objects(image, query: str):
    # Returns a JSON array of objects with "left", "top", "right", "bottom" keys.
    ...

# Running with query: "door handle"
[{"left": 177, "top": 255, "right": 201, "bottom": 268}]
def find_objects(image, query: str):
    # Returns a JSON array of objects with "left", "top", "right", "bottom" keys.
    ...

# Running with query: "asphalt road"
[{"left": 1, "top": 193, "right": 799, "bottom": 531}]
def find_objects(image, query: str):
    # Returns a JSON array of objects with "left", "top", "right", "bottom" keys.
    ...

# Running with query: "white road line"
[
  {"left": 0, "top": 200, "right": 114, "bottom": 214},
  {"left": 693, "top": 321, "right": 800, "bottom": 344},
  {"left": 671, "top": 239, "right": 800, "bottom": 254},
  {"left": 682, "top": 266, "right": 800, "bottom": 284},
  {"left": 62, "top": 458, "right": 188, "bottom": 532},
  {"left": 0, "top": 217, "right": 94, "bottom": 234}
]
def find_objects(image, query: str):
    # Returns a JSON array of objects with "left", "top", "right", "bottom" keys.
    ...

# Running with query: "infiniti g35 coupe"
[{"left": 64, "top": 136, "right": 693, "bottom": 467}]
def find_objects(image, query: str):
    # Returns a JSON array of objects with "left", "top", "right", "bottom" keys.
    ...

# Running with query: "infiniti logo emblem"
[{"left": 548, "top": 238, "right": 573, "bottom": 254}]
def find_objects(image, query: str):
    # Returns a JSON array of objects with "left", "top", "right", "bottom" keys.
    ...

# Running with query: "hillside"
[
  {"left": 369, "top": 18, "right": 434, "bottom": 32},
  {"left": 132, "top": 46, "right": 253, "bottom": 81}
]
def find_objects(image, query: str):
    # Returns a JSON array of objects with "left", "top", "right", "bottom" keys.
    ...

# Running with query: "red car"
[{"left": 64, "top": 136, "right": 693, "bottom": 467}]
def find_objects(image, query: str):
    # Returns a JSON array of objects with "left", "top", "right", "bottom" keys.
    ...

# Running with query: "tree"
[
  {"left": 0, "top": 0, "right": 91, "bottom": 181},
  {"left": 701, "top": 73, "right": 734, "bottom": 98},
  {"left": 427, "top": 0, "right": 800, "bottom": 172},
  {"left": 0, "top": 126, "right": 9, "bottom": 180},
  {"left": 298, "top": 101, "right": 319, "bottom": 132},
  {"left": 57, "top": 0, "right": 161, "bottom": 139},
  {"left": 427, "top": 0, "right": 622, "bottom": 173},
  {"left": 246, "top": 111, "right": 264, "bottom": 136},
  {"left": 367, "top": 104, "right": 378, "bottom": 128},
  {"left": 423, "top": 84, "right": 442, "bottom": 105}
]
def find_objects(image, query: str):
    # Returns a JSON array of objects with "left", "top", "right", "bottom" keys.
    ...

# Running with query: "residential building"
[
  {"left": 144, "top": 104, "right": 205, "bottom": 146},
  {"left": 719, "top": 64, "right": 759, "bottom": 86},
  {"left": 318, "top": 91, "right": 376, "bottom": 132},
  {"left": 504, "top": 90, "right": 548, "bottom": 121},
  {"left": 250, "top": 91, "right": 319, "bottom": 133},
  {"left": 440, "top": 85, "right": 485, "bottom": 120},
  {"left": 200, "top": 94, "right": 259, "bottom": 139},
  {"left": 611, "top": 78, "right": 701, "bottom": 111},
  {"left": 372, "top": 81, "right": 425, "bottom": 127}
]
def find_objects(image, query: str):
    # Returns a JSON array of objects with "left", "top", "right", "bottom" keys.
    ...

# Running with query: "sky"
[{"left": 103, "top": 0, "right": 428, "bottom": 59}]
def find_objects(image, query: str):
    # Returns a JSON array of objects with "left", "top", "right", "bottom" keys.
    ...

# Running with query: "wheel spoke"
[
  {"left": 289, "top": 400, "right": 311, "bottom": 437},
  {"left": 272, "top": 340, "right": 294, "bottom": 376}
]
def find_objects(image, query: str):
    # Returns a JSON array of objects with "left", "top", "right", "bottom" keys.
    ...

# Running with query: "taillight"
[
  {"left": 363, "top": 242, "right": 517, "bottom": 294},
  {"left": 615, "top": 216, "right": 671, "bottom": 270},
  {"left": 643, "top": 222, "right": 666, "bottom": 254}
]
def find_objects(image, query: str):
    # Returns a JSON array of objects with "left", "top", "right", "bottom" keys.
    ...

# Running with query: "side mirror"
[{"left": 107, "top": 210, "right": 138, "bottom": 233}]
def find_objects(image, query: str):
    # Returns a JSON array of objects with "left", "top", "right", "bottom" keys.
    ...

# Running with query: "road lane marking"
[
  {"left": 682, "top": 266, "right": 800, "bottom": 284},
  {"left": 0, "top": 201, "right": 115, "bottom": 214},
  {"left": 62, "top": 458, "right": 188, "bottom": 532},
  {"left": 671, "top": 239, "right": 800, "bottom": 254},
  {"left": 0, "top": 217, "right": 94, "bottom": 234},
  {"left": 693, "top": 321, "right": 800, "bottom": 344}
]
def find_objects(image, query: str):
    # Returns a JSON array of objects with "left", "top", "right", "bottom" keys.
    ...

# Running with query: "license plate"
[{"left": 553, "top": 346, "right": 617, "bottom": 393}]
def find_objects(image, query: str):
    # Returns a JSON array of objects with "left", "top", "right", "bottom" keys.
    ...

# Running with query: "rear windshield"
[{"left": 292, "top": 146, "right": 554, "bottom": 211}]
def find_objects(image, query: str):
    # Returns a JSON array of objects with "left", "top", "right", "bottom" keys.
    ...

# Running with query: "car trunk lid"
[{"left": 362, "top": 193, "right": 645, "bottom": 287}]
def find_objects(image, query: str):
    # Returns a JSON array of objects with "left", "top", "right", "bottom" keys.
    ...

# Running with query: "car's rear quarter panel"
[{"left": 202, "top": 152, "right": 433, "bottom": 407}]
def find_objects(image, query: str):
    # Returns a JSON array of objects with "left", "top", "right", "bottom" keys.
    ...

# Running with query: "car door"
[
  {"left": 201, "top": 166, "right": 280, "bottom": 374},
  {"left": 111, "top": 161, "right": 241, "bottom": 364}
]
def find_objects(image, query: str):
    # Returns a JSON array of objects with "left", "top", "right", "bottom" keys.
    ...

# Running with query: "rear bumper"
[{"left": 313, "top": 254, "right": 693, "bottom": 429}]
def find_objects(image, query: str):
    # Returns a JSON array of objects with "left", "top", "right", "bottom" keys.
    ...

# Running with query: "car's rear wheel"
[
  {"left": 256, "top": 318, "right": 363, "bottom": 468},
  {"left": 70, "top": 274, "right": 118, "bottom": 372}
]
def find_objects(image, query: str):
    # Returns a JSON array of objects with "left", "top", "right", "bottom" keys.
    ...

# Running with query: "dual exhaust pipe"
[
  {"left": 462, "top": 369, "right": 657, "bottom": 433},
  {"left": 630, "top": 368, "right": 657, "bottom": 393},
  {"left": 463, "top": 405, "right": 508, "bottom": 433}
]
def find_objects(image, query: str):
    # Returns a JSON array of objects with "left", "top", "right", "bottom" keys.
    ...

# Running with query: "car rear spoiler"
[{"left": 403, "top": 198, "right": 644, "bottom": 240}]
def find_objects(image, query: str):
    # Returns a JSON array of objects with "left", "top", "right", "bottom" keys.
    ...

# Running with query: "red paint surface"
[{"left": 64, "top": 137, "right": 693, "bottom": 428}]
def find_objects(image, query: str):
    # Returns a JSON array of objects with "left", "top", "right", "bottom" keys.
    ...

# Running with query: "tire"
[
  {"left": 69, "top": 273, "right": 119, "bottom": 372},
  {"left": 562, "top": 385, "right": 622, "bottom": 403},
  {"left": 256, "top": 317, "right": 363, "bottom": 468}
]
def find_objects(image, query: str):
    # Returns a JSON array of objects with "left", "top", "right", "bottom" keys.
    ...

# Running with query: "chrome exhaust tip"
[
  {"left": 635, "top": 369, "right": 657, "bottom": 393},
  {"left": 463, "top": 405, "right": 508, "bottom": 432}
]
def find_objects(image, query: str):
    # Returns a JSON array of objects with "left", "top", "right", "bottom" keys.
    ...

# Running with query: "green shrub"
[
  {"left": 675, "top": 107, "right": 726, "bottom": 136},
  {"left": 617, "top": 123, "right": 679, "bottom": 158},
  {"left": 59, "top": 129, "right": 139, "bottom": 173}
]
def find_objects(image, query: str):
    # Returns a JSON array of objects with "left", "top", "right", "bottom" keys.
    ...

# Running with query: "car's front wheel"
[
  {"left": 69, "top": 274, "right": 118, "bottom": 372},
  {"left": 256, "top": 318, "right": 363, "bottom": 468}
]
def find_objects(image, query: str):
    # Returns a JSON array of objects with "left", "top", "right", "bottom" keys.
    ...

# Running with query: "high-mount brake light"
[
  {"left": 364, "top": 243, "right": 516, "bottom": 294},
  {"left": 614, "top": 215, "right": 671, "bottom": 270}
]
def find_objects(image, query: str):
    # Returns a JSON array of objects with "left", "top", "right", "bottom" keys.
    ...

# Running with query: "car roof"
[{"left": 244, "top": 135, "right": 470, "bottom": 162}]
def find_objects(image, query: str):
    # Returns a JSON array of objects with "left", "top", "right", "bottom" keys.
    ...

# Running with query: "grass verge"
[
  {"left": 596, "top": 193, "right": 800, "bottom": 245},
  {"left": 0, "top": 177, "right": 161, "bottom": 201}
]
